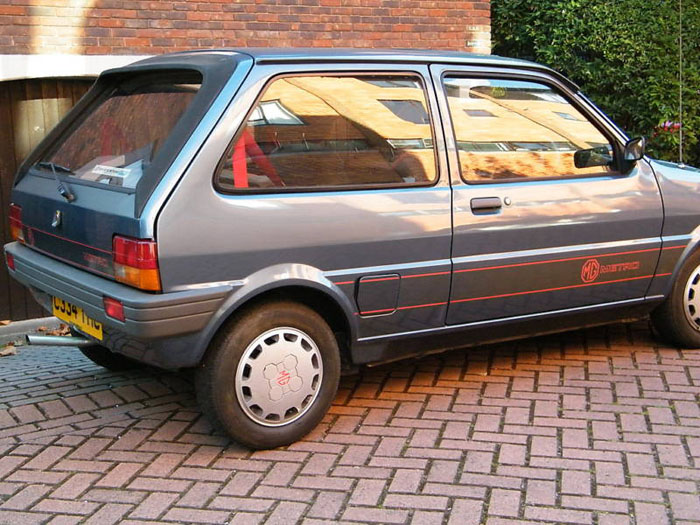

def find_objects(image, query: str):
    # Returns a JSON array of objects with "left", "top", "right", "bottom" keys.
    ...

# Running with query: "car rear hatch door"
[{"left": 10, "top": 52, "right": 249, "bottom": 285}]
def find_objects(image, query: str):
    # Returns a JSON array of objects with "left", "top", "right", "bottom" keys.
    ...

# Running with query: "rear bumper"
[{"left": 4, "top": 242, "right": 232, "bottom": 367}]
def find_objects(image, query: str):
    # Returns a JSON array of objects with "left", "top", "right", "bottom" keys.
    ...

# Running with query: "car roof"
[{"left": 119, "top": 48, "right": 580, "bottom": 91}]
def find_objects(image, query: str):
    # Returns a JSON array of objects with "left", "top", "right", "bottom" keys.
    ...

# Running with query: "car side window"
[
  {"left": 215, "top": 74, "right": 437, "bottom": 192},
  {"left": 442, "top": 76, "right": 618, "bottom": 183}
]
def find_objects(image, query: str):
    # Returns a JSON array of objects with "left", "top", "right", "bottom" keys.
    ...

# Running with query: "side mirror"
[
  {"left": 623, "top": 136, "right": 646, "bottom": 162},
  {"left": 574, "top": 145, "right": 613, "bottom": 169}
]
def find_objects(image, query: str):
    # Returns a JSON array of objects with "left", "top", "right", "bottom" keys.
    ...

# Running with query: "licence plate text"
[{"left": 52, "top": 297, "right": 103, "bottom": 341}]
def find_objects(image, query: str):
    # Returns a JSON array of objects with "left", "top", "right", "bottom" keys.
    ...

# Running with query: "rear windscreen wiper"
[{"left": 35, "top": 162, "right": 76, "bottom": 202}]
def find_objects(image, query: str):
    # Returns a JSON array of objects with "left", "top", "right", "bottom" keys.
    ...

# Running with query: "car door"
[{"left": 430, "top": 65, "right": 664, "bottom": 325}]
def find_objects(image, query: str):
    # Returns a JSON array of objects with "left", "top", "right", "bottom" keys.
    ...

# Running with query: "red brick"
[
  {"left": 669, "top": 493, "right": 700, "bottom": 521},
  {"left": 341, "top": 507, "right": 408, "bottom": 523},
  {"left": 561, "top": 495, "right": 628, "bottom": 513},
  {"left": 634, "top": 502, "right": 671, "bottom": 525},
  {"left": 139, "top": 453, "right": 185, "bottom": 477},
  {"left": 388, "top": 469, "right": 423, "bottom": 493},
  {"left": 447, "top": 499, "right": 483, "bottom": 525},
  {"left": 0, "top": 510, "right": 50, "bottom": 524},
  {"left": 561, "top": 470, "right": 590, "bottom": 495},
  {"left": 50, "top": 473, "right": 100, "bottom": 500},
  {"left": 524, "top": 506, "right": 592, "bottom": 524},
  {"left": 525, "top": 480, "right": 555, "bottom": 506},
  {"left": 349, "top": 478, "right": 385, "bottom": 506},
  {"left": 127, "top": 492, "right": 178, "bottom": 520},
  {"left": 162, "top": 508, "right": 230, "bottom": 523},
  {"left": 306, "top": 491, "right": 346, "bottom": 519},
  {"left": 23, "top": 446, "right": 71, "bottom": 470},
  {"left": 489, "top": 488, "right": 520, "bottom": 517},
  {"left": 265, "top": 501, "right": 307, "bottom": 524},
  {"left": 260, "top": 462, "right": 299, "bottom": 486},
  {"left": 32, "top": 499, "right": 100, "bottom": 515},
  {"left": 208, "top": 496, "right": 272, "bottom": 512},
  {"left": 9, "top": 406, "right": 44, "bottom": 424},
  {"left": 1, "top": 484, "right": 52, "bottom": 510}
]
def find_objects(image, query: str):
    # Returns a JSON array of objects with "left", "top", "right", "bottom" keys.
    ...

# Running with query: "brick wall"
[{"left": 0, "top": 1, "right": 491, "bottom": 56}]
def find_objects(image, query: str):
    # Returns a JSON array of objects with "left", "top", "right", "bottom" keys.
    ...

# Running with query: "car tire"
[
  {"left": 195, "top": 300, "right": 341, "bottom": 449},
  {"left": 652, "top": 250, "right": 700, "bottom": 348},
  {"left": 80, "top": 345, "right": 140, "bottom": 371}
]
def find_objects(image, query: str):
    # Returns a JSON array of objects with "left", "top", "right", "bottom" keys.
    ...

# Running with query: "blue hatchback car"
[{"left": 5, "top": 49, "right": 700, "bottom": 448}]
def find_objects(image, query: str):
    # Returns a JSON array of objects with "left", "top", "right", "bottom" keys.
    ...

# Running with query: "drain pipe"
[{"left": 25, "top": 334, "right": 94, "bottom": 347}]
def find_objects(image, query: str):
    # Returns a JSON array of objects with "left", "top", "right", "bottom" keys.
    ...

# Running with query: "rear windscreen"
[{"left": 36, "top": 72, "right": 202, "bottom": 191}]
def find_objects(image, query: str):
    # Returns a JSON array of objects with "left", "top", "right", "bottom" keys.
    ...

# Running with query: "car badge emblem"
[{"left": 51, "top": 210, "right": 62, "bottom": 229}]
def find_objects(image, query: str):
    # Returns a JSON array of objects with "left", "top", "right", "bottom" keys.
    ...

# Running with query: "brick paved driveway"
[{"left": 1, "top": 321, "right": 700, "bottom": 524}]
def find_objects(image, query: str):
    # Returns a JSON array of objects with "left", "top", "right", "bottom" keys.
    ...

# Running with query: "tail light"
[
  {"left": 6, "top": 252, "right": 15, "bottom": 271},
  {"left": 112, "top": 235, "right": 161, "bottom": 291},
  {"left": 9, "top": 204, "right": 24, "bottom": 243}
]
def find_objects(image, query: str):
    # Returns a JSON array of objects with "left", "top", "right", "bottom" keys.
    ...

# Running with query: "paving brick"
[
  {"left": 427, "top": 460, "right": 459, "bottom": 483},
  {"left": 341, "top": 507, "right": 409, "bottom": 523},
  {"left": 634, "top": 501, "right": 671, "bottom": 525},
  {"left": 383, "top": 493, "right": 448, "bottom": 510},
  {"left": 388, "top": 469, "right": 423, "bottom": 493},
  {"left": 22, "top": 446, "right": 71, "bottom": 470},
  {"left": 50, "top": 473, "right": 100, "bottom": 500},
  {"left": 348, "top": 479, "right": 386, "bottom": 506},
  {"left": 1, "top": 323, "right": 700, "bottom": 524},
  {"left": 463, "top": 450, "right": 494, "bottom": 473},
  {"left": 162, "top": 508, "right": 230, "bottom": 523},
  {"left": 306, "top": 491, "right": 346, "bottom": 519},
  {"left": 83, "top": 503, "right": 131, "bottom": 525},
  {"left": 669, "top": 492, "right": 700, "bottom": 521},
  {"left": 524, "top": 506, "right": 592, "bottom": 524},
  {"left": 0, "top": 510, "right": 50, "bottom": 524},
  {"left": 127, "top": 492, "right": 178, "bottom": 520},
  {"left": 1, "top": 484, "right": 52, "bottom": 510},
  {"left": 265, "top": 501, "right": 307, "bottom": 524},
  {"left": 525, "top": 479, "right": 555, "bottom": 506},
  {"left": 489, "top": 488, "right": 521, "bottom": 517},
  {"left": 447, "top": 499, "right": 483, "bottom": 525},
  {"left": 208, "top": 496, "right": 273, "bottom": 512},
  {"left": 32, "top": 499, "right": 100, "bottom": 515}
]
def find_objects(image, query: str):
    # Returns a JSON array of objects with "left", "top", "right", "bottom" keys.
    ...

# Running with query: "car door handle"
[{"left": 470, "top": 197, "right": 502, "bottom": 213}]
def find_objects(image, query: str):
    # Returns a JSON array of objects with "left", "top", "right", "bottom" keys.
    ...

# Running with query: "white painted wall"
[{"left": 0, "top": 54, "right": 152, "bottom": 82}]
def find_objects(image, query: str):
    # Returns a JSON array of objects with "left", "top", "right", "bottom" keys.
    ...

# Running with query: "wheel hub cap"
[
  {"left": 684, "top": 267, "right": 700, "bottom": 331},
  {"left": 235, "top": 327, "right": 323, "bottom": 426}
]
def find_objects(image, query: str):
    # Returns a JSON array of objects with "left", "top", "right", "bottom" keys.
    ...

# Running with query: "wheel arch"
[
  {"left": 659, "top": 230, "right": 700, "bottom": 298},
  {"left": 192, "top": 265, "right": 358, "bottom": 367}
]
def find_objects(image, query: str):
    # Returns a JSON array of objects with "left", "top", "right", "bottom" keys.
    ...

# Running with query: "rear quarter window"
[{"left": 215, "top": 74, "right": 438, "bottom": 192}]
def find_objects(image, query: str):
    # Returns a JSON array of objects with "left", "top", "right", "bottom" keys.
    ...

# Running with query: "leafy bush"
[{"left": 492, "top": 0, "right": 700, "bottom": 166}]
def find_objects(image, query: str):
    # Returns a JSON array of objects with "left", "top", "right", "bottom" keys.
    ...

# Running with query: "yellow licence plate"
[{"left": 52, "top": 296, "right": 103, "bottom": 341}]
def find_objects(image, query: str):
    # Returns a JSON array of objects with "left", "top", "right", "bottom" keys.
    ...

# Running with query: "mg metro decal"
[
  {"left": 580, "top": 259, "right": 600, "bottom": 283},
  {"left": 600, "top": 261, "right": 641, "bottom": 275},
  {"left": 581, "top": 258, "right": 641, "bottom": 283}
]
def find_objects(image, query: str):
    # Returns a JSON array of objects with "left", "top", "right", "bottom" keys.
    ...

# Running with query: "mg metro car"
[{"left": 4, "top": 49, "right": 700, "bottom": 448}]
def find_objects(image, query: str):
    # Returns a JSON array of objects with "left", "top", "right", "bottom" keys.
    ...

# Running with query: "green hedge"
[{"left": 492, "top": 0, "right": 700, "bottom": 166}]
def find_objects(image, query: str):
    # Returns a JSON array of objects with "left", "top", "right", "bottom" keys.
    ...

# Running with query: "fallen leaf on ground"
[
  {"left": 46, "top": 324, "right": 70, "bottom": 336},
  {"left": 0, "top": 320, "right": 10, "bottom": 326},
  {"left": 0, "top": 344, "right": 17, "bottom": 357}
]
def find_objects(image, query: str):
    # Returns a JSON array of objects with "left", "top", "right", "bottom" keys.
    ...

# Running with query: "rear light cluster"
[
  {"left": 9, "top": 203, "right": 24, "bottom": 243},
  {"left": 112, "top": 235, "right": 161, "bottom": 291}
]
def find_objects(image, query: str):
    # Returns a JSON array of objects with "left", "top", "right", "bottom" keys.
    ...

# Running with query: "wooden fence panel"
[{"left": 0, "top": 78, "right": 92, "bottom": 321}]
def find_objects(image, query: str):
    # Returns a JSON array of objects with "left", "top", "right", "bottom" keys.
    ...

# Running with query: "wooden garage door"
[{"left": 0, "top": 78, "right": 93, "bottom": 321}]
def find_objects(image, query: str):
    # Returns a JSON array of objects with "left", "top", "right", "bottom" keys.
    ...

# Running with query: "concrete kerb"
[{"left": 0, "top": 316, "right": 60, "bottom": 346}]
